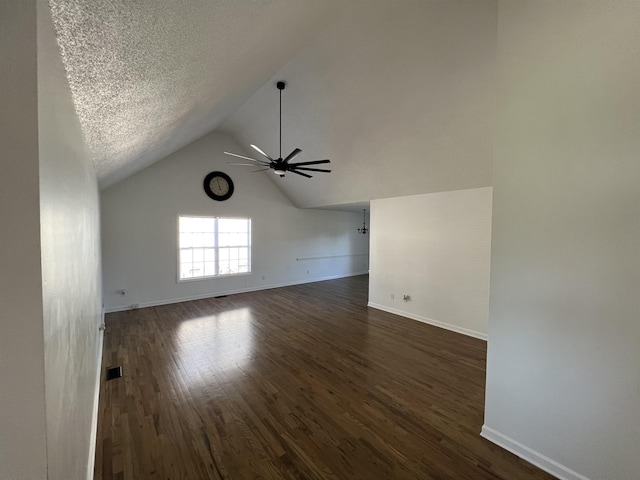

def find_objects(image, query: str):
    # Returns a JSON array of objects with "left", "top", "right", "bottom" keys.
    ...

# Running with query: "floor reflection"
[{"left": 176, "top": 307, "right": 254, "bottom": 385}]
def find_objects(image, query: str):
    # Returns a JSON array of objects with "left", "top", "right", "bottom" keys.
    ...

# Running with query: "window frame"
[{"left": 176, "top": 214, "right": 252, "bottom": 283}]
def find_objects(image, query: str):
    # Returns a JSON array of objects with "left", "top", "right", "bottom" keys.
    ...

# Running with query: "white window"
[{"left": 178, "top": 215, "right": 251, "bottom": 280}]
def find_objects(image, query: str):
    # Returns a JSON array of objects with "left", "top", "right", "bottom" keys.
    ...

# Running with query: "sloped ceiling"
[
  {"left": 221, "top": 0, "right": 497, "bottom": 208},
  {"left": 49, "top": 0, "right": 344, "bottom": 188},
  {"left": 50, "top": 0, "right": 497, "bottom": 208}
]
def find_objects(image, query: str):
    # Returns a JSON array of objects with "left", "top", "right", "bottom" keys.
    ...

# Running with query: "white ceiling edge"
[
  {"left": 307, "top": 201, "right": 370, "bottom": 214},
  {"left": 221, "top": 0, "right": 497, "bottom": 209}
]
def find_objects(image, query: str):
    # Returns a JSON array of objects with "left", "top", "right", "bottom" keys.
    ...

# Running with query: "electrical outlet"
[{"left": 403, "top": 294, "right": 410, "bottom": 302}]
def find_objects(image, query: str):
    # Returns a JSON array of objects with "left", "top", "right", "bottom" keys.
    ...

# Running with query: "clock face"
[
  {"left": 210, "top": 176, "right": 229, "bottom": 196},
  {"left": 203, "top": 171, "right": 234, "bottom": 201}
]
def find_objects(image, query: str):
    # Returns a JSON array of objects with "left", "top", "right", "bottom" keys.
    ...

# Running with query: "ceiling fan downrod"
[{"left": 277, "top": 81, "right": 285, "bottom": 161}]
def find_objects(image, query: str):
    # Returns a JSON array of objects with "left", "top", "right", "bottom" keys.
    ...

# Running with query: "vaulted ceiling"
[{"left": 50, "top": 0, "right": 497, "bottom": 209}]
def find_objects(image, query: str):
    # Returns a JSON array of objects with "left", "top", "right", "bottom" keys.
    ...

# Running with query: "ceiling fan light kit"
[{"left": 225, "top": 81, "right": 331, "bottom": 179}]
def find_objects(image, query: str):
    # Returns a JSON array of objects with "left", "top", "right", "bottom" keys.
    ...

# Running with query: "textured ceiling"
[{"left": 49, "top": 0, "right": 344, "bottom": 188}]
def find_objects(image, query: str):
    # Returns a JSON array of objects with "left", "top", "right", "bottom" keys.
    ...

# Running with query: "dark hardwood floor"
[{"left": 95, "top": 275, "right": 553, "bottom": 480}]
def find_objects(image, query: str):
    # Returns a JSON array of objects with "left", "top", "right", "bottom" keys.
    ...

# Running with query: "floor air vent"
[{"left": 106, "top": 366, "right": 122, "bottom": 381}]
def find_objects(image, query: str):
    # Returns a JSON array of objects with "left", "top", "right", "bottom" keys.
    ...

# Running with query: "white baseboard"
[
  {"left": 480, "top": 425, "right": 591, "bottom": 480},
  {"left": 105, "top": 271, "right": 368, "bottom": 313},
  {"left": 86, "top": 309, "right": 105, "bottom": 479},
  {"left": 367, "top": 302, "right": 487, "bottom": 341}
]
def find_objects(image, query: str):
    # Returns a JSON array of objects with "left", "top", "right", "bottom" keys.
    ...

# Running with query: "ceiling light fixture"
[
  {"left": 225, "top": 81, "right": 332, "bottom": 178},
  {"left": 357, "top": 209, "right": 369, "bottom": 234}
]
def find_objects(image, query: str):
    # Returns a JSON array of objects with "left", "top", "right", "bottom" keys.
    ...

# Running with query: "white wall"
[
  {"left": 484, "top": 2, "right": 640, "bottom": 479},
  {"left": 101, "top": 132, "right": 369, "bottom": 311},
  {"left": 0, "top": 1, "right": 48, "bottom": 478},
  {"left": 368, "top": 187, "right": 492, "bottom": 340},
  {"left": 0, "top": 2, "right": 103, "bottom": 479},
  {"left": 38, "top": 0, "right": 104, "bottom": 477}
]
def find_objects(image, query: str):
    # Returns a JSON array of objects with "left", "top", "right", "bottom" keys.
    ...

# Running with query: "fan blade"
[
  {"left": 251, "top": 168, "right": 270, "bottom": 172},
  {"left": 228, "top": 162, "right": 262, "bottom": 166},
  {"left": 250, "top": 144, "right": 274, "bottom": 161},
  {"left": 292, "top": 167, "right": 332, "bottom": 173},
  {"left": 289, "top": 170, "right": 312, "bottom": 178},
  {"left": 288, "top": 159, "right": 330, "bottom": 166},
  {"left": 283, "top": 148, "right": 302, "bottom": 164},
  {"left": 224, "top": 151, "right": 268, "bottom": 163}
]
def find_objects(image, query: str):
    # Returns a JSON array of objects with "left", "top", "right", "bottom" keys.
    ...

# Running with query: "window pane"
[
  {"left": 203, "top": 217, "right": 215, "bottom": 232},
  {"left": 218, "top": 260, "right": 230, "bottom": 275},
  {"left": 191, "top": 217, "right": 204, "bottom": 232},
  {"left": 191, "top": 262, "right": 204, "bottom": 277},
  {"left": 218, "top": 218, "right": 232, "bottom": 233},
  {"left": 180, "top": 264, "right": 192, "bottom": 279},
  {"left": 204, "top": 261, "right": 216, "bottom": 276},
  {"left": 179, "top": 216, "right": 191, "bottom": 233},
  {"left": 203, "top": 233, "right": 215, "bottom": 247},
  {"left": 179, "top": 216, "right": 251, "bottom": 280},
  {"left": 220, "top": 218, "right": 247, "bottom": 233},
  {"left": 192, "top": 233, "right": 203, "bottom": 248},
  {"left": 236, "top": 219, "right": 249, "bottom": 232},
  {"left": 180, "top": 249, "right": 192, "bottom": 264},
  {"left": 180, "top": 233, "right": 192, "bottom": 248},
  {"left": 226, "top": 232, "right": 237, "bottom": 246},
  {"left": 217, "top": 232, "right": 226, "bottom": 247}
]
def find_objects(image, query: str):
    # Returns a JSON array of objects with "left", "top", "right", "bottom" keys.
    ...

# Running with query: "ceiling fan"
[{"left": 224, "top": 81, "right": 331, "bottom": 178}]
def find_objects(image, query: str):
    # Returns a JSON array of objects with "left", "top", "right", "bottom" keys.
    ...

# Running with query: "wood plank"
[{"left": 95, "top": 275, "right": 553, "bottom": 480}]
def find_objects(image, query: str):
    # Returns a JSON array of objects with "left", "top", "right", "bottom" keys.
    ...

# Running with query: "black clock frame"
[{"left": 203, "top": 171, "right": 234, "bottom": 201}]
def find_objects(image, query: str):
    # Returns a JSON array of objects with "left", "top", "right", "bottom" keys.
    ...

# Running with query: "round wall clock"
[{"left": 203, "top": 171, "right": 234, "bottom": 201}]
